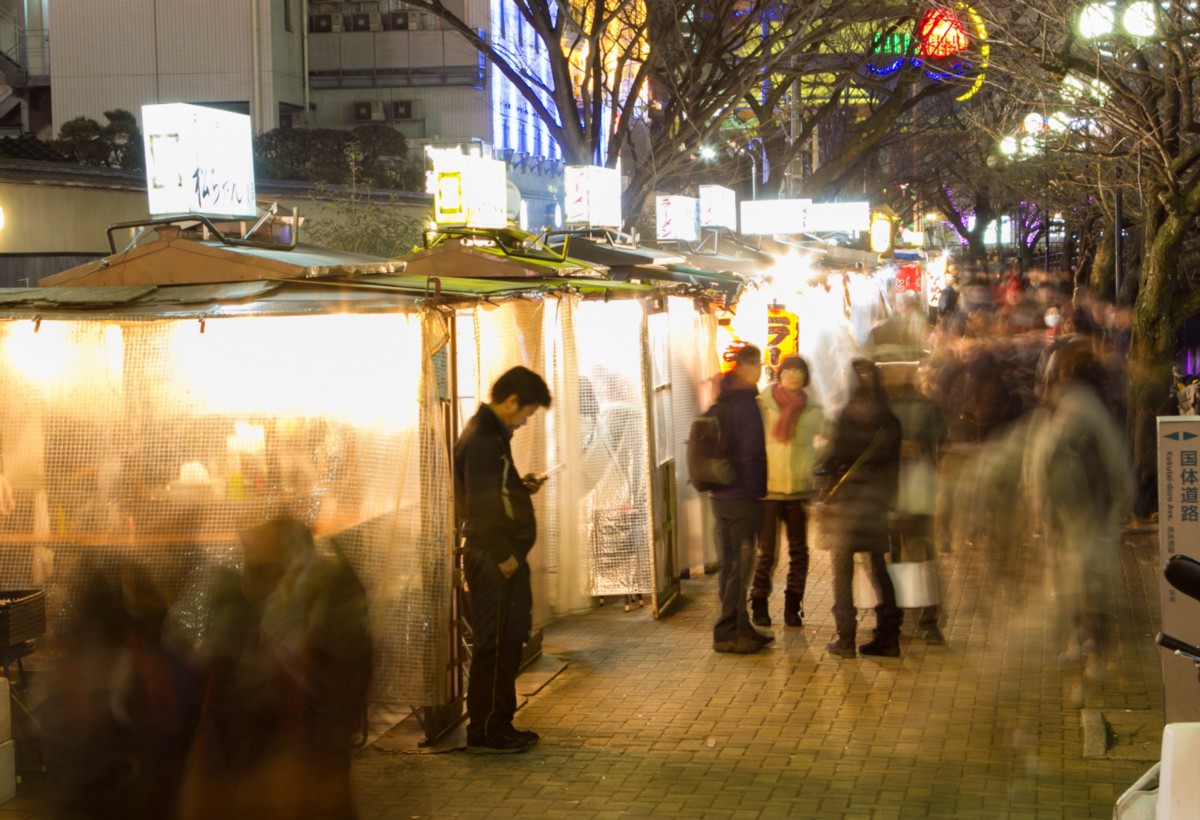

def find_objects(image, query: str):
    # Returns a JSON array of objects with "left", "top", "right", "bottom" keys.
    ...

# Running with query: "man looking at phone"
[{"left": 454, "top": 366, "right": 553, "bottom": 754}]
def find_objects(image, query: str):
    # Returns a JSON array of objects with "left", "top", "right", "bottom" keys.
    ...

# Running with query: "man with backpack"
[{"left": 707, "top": 344, "right": 770, "bottom": 654}]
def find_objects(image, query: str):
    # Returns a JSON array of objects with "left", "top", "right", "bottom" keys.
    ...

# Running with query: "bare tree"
[
  {"left": 407, "top": 1, "right": 987, "bottom": 218},
  {"left": 983, "top": 0, "right": 1200, "bottom": 510}
]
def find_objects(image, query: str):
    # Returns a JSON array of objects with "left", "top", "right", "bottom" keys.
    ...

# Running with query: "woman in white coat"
[{"left": 750, "top": 355, "right": 825, "bottom": 627}]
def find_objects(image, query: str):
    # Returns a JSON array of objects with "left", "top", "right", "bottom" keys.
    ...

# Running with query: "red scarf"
[{"left": 771, "top": 383, "right": 807, "bottom": 443}]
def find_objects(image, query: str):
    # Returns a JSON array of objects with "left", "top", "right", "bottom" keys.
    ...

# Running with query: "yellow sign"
[{"left": 766, "top": 306, "right": 798, "bottom": 373}]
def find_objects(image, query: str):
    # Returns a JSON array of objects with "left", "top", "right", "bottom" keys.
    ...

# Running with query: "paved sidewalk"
[{"left": 353, "top": 525, "right": 1166, "bottom": 819}]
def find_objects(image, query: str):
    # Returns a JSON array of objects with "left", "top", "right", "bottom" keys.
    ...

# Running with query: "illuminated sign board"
[
  {"left": 699, "top": 185, "right": 737, "bottom": 231},
  {"left": 739, "top": 199, "right": 811, "bottom": 235},
  {"left": 655, "top": 195, "right": 699, "bottom": 242},
  {"left": 804, "top": 201, "right": 871, "bottom": 232},
  {"left": 430, "top": 152, "right": 508, "bottom": 229},
  {"left": 564, "top": 165, "right": 622, "bottom": 228},
  {"left": 142, "top": 103, "right": 256, "bottom": 217}
]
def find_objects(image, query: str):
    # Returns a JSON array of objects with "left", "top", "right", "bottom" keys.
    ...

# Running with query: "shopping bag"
[
  {"left": 888, "top": 560, "right": 940, "bottom": 608},
  {"left": 853, "top": 556, "right": 941, "bottom": 609},
  {"left": 852, "top": 553, "right": 878, "bottom": 609}
]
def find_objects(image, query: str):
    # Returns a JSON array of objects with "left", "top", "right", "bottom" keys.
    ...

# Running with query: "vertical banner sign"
[
  {"left": 564, "top": 165, "right": 622, "bottom": 228},
  {"left": 698, "top": 185, "right": 737, "bottom": 231},
  {"left": 655, "top": 195, "right": 699, "bottom": 242},
  {"left": 1157, "top": 416, "right": 1200, "bottom": 722},
  {"left": 765, "top": 306, "right": 798, "bottom": 372},
  {"left": 142, "top": 103, "right": 256, "bottom": 217}
]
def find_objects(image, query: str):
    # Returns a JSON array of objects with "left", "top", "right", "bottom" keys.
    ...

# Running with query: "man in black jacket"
[
  {"left": 454, "top": 366, "right": 552, "bottom": 754},
  {"left": 709, "top": 344, "right": 769, "bottom": 654}
]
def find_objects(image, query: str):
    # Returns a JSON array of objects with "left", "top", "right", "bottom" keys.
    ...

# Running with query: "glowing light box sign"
[
  {"left": 699, "top": 185, "right": 737, "bottom": 231},
  {"left": 739, "top": 199, "right": 811, "bottom": 235},
  {"left": 432, "top": 153, "right": 508, "bottom": 229},
  {"left": 655, "top": 195, "right": 699, "bottom": 242},
  {"left": 564, "top": 165, "right": 622, "bottom": 228},
  {"left": 142, "top": 103, "right": 256, "bottom": 217},
  {"left": 804, "top": 202, "right": 871, "bottom": 232}
]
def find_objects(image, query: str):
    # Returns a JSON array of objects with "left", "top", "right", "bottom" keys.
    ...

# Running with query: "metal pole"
[{"left": 1114, "top": 188, "right": 1124, "bottom": 302}]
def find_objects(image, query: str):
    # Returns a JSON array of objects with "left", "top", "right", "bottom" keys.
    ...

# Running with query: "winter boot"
[
  {"left": 783, "top": 591, "right": 803, "bottom": 627},
  {"left": 859, "top": 629, "right": 901, "bottom": 658},
  {"left": 826, "top": 636, "right": 856, "bottom": 659},
  {"left": 750, "top": 596, "right": 771, "bottom": 627}
]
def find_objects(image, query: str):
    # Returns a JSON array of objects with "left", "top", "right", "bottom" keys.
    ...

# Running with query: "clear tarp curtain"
[
  {"left": 541, "top": 293, "right": 591, "bottom": 616},
  {"left": 574, "top": 299, "right": 652, "bottom": 597},
  {"left": 0, "top": 311, "right": 453, "bottom": 706},
  {"left": 668, "top": 296, "right": 720, "bottom": 572}
]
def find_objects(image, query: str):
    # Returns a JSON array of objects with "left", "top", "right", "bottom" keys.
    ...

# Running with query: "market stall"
[{"left": 2, "top": 233, "right": 474, "bottom": 735}]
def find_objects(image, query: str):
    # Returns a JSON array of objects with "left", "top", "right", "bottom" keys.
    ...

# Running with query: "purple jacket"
[{"left": 709, "top": 371, "right": 767, "bottom": 501}]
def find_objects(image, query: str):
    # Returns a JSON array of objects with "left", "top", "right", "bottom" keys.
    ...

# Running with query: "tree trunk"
[
  {"left": 1128, "top": 210, "right": 1186, "bottom": 515},
  {"left": 1090, "top": 227, "right": 1115, "bottom": 298}
]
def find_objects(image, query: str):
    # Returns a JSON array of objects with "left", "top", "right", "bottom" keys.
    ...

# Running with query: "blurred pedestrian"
[
  {"left": 1026, "top": 338, "right": 1132, "bottom": 684},
  {"left": 750, "top": 355, "right": 824, "bottom": 629},
  {"left": 710, "top": 344, "right": 770, "bottom": 654},
  {"left": 179, "top": 516, "right": 371, "bottom": 820},
  {"left": 820, "top": 359, "right": 903, "bottom": 659},
  {"left": 454, "top": 366, "right": 552, "bottom": 753},
  {"left": 881, "top": 362, "right": 947, "bottom": 644}
]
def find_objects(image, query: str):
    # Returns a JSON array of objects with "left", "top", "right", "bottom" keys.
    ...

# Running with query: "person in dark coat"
[
  {"left": 453, "top": 366, "right": 551, "bottom": 754},
  {"left": 710, "top": 344, "right": 770, "bottom": 654},
  {"left": 820, "top": 359, "right": 903, "bottom": 658}
]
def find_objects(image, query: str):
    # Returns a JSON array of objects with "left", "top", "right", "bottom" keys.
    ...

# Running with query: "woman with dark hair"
[
  {"left": 750, "top": 355, "right": 825, "bottom": 628},
  {"left": 819, "top": 359, "right": 903, "bottom": 658}
]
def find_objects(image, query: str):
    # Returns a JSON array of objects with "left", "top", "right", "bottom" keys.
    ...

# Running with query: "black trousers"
[
  {"left": 751, "top": 497, "right": 809, "bottom": 601},
  {"left": 463, "top": 547, "right": 523, "bottom": 743}
]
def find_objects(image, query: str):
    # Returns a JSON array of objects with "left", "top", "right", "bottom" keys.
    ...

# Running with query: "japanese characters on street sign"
[
  {"left": 1157, "top": 416, "right": 1200, "bottom": 722},
  {"left": 142, "top": 103, "right": 256, "bottom": 218}
]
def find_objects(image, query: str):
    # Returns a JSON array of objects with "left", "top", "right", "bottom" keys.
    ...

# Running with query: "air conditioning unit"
[
  {"left": 329, "top": 13, "right": 344, "bottom": 32},
  {"left": 349, "top": 13, "right": 371, "bottom": 31},
  {"left": 387, "top": 11, "right": 409, "bottom": 30},
  {"left": 353, "top": 101, "right": 386, "bottom": 122},
  {"left": 310, "top": 13, "right": 332, "bottom": 33},
  {"left": 391, "top": 100, "right": 422, "bottom": 121}
]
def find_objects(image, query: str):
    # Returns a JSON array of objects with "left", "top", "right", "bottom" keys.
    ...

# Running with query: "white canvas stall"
[{"left": 0, "top": 307, "right": 455, "bottom": 708}]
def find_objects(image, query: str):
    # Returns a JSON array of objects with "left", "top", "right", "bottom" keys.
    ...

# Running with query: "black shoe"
[
  {"left": 826, "top": 638, "right": 856, "bottom": 659},
  {"left": 713, "top": 636, "right": 763, "bottom": 654},
  {"left": 511, "top": 728, "right": 540, "bottom": 745},
  {"left": 859, "top": 637, "right": 901, "bottom": 657},
  {"left": 747, "top": 628, "right": 775, "bottom": 645},
  {"left": 750, "top": 597, "right": 771, "bottom": 627},
  {"left": 921, "top": 626, "right": 945, "bottom": 645},
  {"left": 783, "top": 591, "right": 803, "bottom": 627},
  {"left": 467, "top": 734, "right": 530, "bottom": 755}
]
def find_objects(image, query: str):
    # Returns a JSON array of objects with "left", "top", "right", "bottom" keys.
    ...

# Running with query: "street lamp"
[
  {"left": 1075, "top": 2, "right": 1152, "bottom": 299},
  {"left": 1078, "top": 1, "right": 1157, "bottom": 39}
]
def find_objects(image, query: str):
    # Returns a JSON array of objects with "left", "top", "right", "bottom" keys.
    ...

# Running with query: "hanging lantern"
[{"left": 917, "top": 7, "right": 970, "bottom": 59}]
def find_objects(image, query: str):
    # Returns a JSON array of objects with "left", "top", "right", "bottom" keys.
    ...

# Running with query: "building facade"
[{"left": 37, "top": 0, "right": 565, "bottom": 229}]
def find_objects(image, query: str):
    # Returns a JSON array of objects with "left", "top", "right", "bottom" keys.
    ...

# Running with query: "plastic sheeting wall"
[
  {"left": 0, "top": 311, "right": 454, "bottom": 706},
  {"left": 575, "top": 299, "right": 652, "bottom": 597}
]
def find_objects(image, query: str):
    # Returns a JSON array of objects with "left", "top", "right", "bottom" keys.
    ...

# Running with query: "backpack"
[{"left": 687, "top": 402, "right": 736, "bottom": 491}]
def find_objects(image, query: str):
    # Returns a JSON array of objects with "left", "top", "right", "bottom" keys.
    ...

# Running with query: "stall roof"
[
  {"left": 401, "top": 235, "right": 600, "bottom": 280},
  {"left": 545, "top": 237, "right": 686, "bottom": 270},
  {"left": 40, "top": 233, "right": 400, "bottom": 288},
  {"left": 316, "top": 273, "right": 657, "bottom": 299}
]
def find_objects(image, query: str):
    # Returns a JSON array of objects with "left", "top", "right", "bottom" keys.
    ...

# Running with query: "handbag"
[{"left": 853, "top": 556, "right": 940, "bottom": 609}]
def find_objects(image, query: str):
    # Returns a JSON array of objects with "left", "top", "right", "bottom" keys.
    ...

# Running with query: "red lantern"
[{"left": 917, "top": 8, "right": 970, "bottom": 59}]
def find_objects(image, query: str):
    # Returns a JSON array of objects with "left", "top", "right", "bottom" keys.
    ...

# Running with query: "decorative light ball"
[
  {"left": 1023, "top": 113, "right": 1045, "bottom": 133},
  {"left": 1078, "top": 3, "right": 1115, "bottom": 39},
  {"left": 917, "top": 8, "right": 970, "bottom": 59},
  {"left": 999, "top": 136, "right": 1019, "bottom": 157},
  {"left": 1122, "top": 1, "right": 1156, "bottom": 37}
]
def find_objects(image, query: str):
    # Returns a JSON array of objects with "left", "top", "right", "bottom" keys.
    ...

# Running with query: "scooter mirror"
[{"left": 1165, "top": 554, "right": 1200, "bottom": 602}]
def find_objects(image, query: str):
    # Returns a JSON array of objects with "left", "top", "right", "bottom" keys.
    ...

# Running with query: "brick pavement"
[
  {"left": 0, "top": 522, "right": 1167, "bottom": 818},
  {"left": 352, "top": 523, "right": 1166, "bottom": 819}
]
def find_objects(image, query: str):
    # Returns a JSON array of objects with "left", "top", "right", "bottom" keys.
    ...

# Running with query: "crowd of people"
[{"left": 706, "top": 262, "right": 1135, "bottom": 686}]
